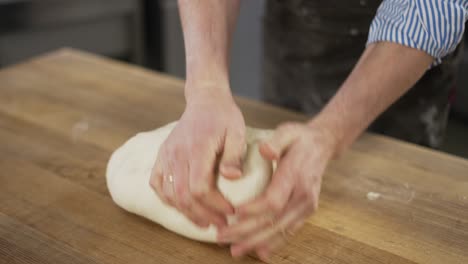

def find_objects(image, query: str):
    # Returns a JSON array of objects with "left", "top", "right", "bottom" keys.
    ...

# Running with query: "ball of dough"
[{"left": 106, "top": 122, "right": 273, "bottom": 242}]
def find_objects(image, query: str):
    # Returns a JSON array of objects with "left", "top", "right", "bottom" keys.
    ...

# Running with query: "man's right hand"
[{"left": 149, "top": 85, "right": 246, "bottom": 228}]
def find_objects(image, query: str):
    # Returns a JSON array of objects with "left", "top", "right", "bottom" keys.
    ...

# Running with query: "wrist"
[
  {"left": 307, "top": 114, "right": 346, "bottom": 159},
  {"left": 185, "top": 82, "right": 233, "bottom": 105},
  {"left": 185, "top": 57, "right": 230, "bottom": 91}
]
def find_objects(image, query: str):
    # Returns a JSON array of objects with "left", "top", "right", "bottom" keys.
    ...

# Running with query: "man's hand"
[
  {"left": 149, "top": 86, "right": 246, "bottom": 228},
  {"left": 218, "top": 121, "right": 338, "bottom": 261},
  {"left": 216, "top": 42, "right": 432, "bottom": 261}
]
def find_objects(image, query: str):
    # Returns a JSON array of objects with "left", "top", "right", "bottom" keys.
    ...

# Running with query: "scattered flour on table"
[
  {"left": 72, "top": 119, "right": 89, "bottom": 142},
  {"left": 367, "top": 192, "right": 381, "bottom": 201}
]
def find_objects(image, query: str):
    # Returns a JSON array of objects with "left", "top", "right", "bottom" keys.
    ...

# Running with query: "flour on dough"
[{"left": 106, "top": 122, "right": 273, "bottom": 242}]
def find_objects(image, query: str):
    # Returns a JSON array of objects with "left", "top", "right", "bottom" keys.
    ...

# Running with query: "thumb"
[
  {"left": 219, "top": 131, "right": 246, "bottom": 180},
  {"left": 259, "top": 124, "right": 297, "bottom": 161}
]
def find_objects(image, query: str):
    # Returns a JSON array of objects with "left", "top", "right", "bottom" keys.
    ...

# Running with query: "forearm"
[
  {"left": 178, "top": 0, "right": 240, "bottom": 100},
  {"left": 311, "top": 42, "right": 433, "bottom": 155}
]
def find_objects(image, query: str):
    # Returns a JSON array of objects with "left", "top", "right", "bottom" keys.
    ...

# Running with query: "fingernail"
[
  {"left": 260, "top": 142, "right": 279, "bottom": 160},
  {"left": 221, "top": 165, "right": 242, "bottom": 178}
]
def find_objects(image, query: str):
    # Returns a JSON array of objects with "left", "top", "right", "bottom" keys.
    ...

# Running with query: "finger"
[
  {"left": 217, "top": 214, "right": 273, "bottom": 243},
  {"left": 255, "top": 217, "right": 306, "bottom": 261},
  {"left": 162, "top": 174, "right": 176, "bottom": 207},
  {"left": 174, "top": 199, "right": 210, "bottom": 228},
  {"left": 179, "top": 206, "right": 211, "bottom": 228},
  {"left": 149, "top": 157, "right": 163, "bottom": 194},
  {"left": 189, "top": 148, "right": 234, "bottom": 215},
  {"left": 149, "top": 154, "right": 172, "bottom": 205},
  {"left": 230, "top": 196, "right": 308, "bottom": 258},
  {"left": 172, "top": 172, "right": 224, "bottom": 227},
  {"left": 168, "top": 160, "right": 211, "bottom": 227},
  {"left": 236, "top": 153, "right": 297, "bottom": 217},
  {"left": 284, "top": 216, "right": 306, "bottom": 239},
  {"left": 189, "top": 200, "right": 227, "bottom": 228},
  {"left": 200, "top": 190, "right": 235, "bottom": 217},
  {"left": 170, "top": 156, "right": 189, "bottom": 209},
  {"left": 176, "top": 191, "right": 222, "bottom": 228},
  {"left": 255, "top": 234, "right": 286, "bottom": 262},
  {"left": 219, "top": 130, "right": 246, "bottom": 180},
  {"left": 259, "top": 123, "right": 298, "bottom": 161},
  {"left": 173, "top": 171, "right": 224, "bottom": 227},
  {"left": 165, "top": 156, "right": 222, "bottom": 227}
]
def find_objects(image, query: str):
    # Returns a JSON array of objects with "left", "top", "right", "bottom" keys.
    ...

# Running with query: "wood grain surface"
[{"left": 0, "top": 49, "right": 467, "bottom": 264}]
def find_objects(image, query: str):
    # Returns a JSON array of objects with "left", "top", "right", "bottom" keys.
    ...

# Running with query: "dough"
[{"left": 106, "top": 122, "right": 273, "bottom": 242}]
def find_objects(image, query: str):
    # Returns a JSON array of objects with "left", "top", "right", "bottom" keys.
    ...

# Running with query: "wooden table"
[{"left": 1, "top": 49, "right": 467, "bottom": 264}]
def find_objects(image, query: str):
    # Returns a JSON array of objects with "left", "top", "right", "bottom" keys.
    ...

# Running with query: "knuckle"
[
  {"left": 177, "top": 194, "right": 192, "bottom": 209},
  {"left": 267, "top": 196, "right": 284, "bottom": 213},
  {"left": 170, "top": 144, "right": 185, "bottom": 160},
  {"left": 191, "top": 184, "right": 210, "bottom": 199},
  {"left": 174, "top": 182, "right": 186, "bottom": 196}
]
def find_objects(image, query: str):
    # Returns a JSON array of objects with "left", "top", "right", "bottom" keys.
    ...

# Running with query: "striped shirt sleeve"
[{"left": 367, "top": 0, "right": 468, "bottom": 64}]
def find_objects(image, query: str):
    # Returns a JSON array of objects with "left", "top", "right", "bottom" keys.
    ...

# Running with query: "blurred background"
[{"left": 0, "top": 0, "right": 466, "bottom": 157}]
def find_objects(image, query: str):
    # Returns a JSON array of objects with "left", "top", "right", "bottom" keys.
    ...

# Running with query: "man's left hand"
[{"left": 217, "top": 121, "right": 338, "bottom": 261}]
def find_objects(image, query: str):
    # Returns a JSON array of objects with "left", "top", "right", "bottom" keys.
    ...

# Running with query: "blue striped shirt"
[{"left": 367, "top": 0, "right": 468, "bottom": 65}]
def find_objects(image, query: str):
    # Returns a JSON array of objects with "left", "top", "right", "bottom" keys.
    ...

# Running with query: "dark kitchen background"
[{"left": 0, "top": 0, "right": 466, "bottom": 158}]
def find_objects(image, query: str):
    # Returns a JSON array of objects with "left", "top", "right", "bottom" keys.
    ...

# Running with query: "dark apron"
[{"left": 263, "top": 0, "right": 463, "bottom": 148}]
